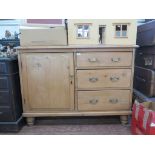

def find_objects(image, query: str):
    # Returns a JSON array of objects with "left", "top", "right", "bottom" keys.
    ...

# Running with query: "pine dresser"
[{"left": 17, "top": 45, "right": 137, "bottom": 125}]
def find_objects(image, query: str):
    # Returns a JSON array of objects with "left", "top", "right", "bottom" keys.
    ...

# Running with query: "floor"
[{"left": 0, "top": 116, "right": 131, "bottom": 135}]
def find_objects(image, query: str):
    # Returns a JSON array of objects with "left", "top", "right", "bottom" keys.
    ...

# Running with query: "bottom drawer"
[
  {"left": 78, "top": 90, "right": 131, "bottom": 111},
  {"left": 0, "top": 108, "right": 14, "bottom": 122}
]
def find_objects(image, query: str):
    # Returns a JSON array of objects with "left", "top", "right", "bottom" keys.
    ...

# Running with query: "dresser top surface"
[{"left": 16, "top": 45, "right": 138, "bottom": 50}]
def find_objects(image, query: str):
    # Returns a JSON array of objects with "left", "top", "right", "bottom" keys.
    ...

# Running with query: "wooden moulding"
[
  {"left": 23, "top": 111, "right": 132, "bottom": 117},
  {"left": 16, "top": 45, "right": 138, "bottom": 53}
]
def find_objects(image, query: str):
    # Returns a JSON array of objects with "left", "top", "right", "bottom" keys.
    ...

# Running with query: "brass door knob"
[{"left": 69, "top": 75, "right": 74, "bottom": 85}]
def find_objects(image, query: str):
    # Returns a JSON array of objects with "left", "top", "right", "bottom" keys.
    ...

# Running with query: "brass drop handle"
[
  {"left": 88, "top": 58, "right": 98, "bottom": 63},
  {"left": 89, "top": 99, "right": 99, "bottom": 104},
  {"left": 110, "top": 76, "right": 120, "bottom": 82},
  {"left": 89, "top": 77, "right": 98, "bottom": 83},
  {"left": 109, "top": 98, "right": 118, "bottom": 104},
  {"left": 111, "top": 57, "right": 121, "bottom": 62}
]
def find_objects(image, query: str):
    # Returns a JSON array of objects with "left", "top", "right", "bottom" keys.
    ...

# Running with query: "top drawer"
[
  {"left": 0, "top": 58, "right": 18, "bottom": 74},
  {"left": 76, "top": 52, "right": 132, "bottom": 67}
]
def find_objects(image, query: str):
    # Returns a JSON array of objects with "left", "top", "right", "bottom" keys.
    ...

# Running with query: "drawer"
[
  {"left": 0, "top": 91, "right": 11, "bottom": 107},
  {"left": 77, "top": 69, "right": 132, "bottom": 89},
  {"left": 0, "top": 76, "right": 9, "bottom": 89},
  {"left": 76, "top": 52, "right": 132, "bottom": 67},
  {"left": 0, "top": 59, "right": 18, "bottom": 74},
  {"left": 0, "top": 62, "right": 7, "bottom": 74},
  {"left": 0, "top": 108, "right": 14, "bottom": 122},
  {"left": 78, "top": 90, "right": 131, "bottom": 111}
]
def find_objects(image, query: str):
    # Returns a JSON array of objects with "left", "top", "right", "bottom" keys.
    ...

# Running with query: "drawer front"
[
  {"left": 76, "top": 52, "right": 132, "bottom": 67},
  {"left": 0, "top": 76, "right": 9, "bottom": 89},
  {"left": 77, "top": 69, "right": 132, "bottom": 89},
  {"left": 0, "top": 108, "right": 14, "bottom": 122},
  {"left": 0, "top": 62, "right": 7, "bottom": 74},
  {"left": 0, "top": 91, "right": 10, "bottom": 107},
  {"left": 78, "top": 90, "right": 131, "bottom": 111},
  {"left": 0, "top": 59, "right": 18, "bottom": 74}
]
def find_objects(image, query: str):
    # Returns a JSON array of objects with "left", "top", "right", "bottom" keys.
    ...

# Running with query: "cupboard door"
[{"left": 20, "top": 53, "right": 74, "bottom": 111}]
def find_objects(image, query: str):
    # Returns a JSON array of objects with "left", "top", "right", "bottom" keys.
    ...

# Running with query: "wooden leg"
[
  {"left": 26, "top": 117, "right": 35, "bottom": 126},
  {"left": 120, "top": 115, "right": 128, "bottom": 125}
]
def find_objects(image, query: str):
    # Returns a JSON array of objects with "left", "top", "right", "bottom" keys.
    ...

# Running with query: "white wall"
[{"left": 0, "top": 20, "right": 21, "bottom": 39}]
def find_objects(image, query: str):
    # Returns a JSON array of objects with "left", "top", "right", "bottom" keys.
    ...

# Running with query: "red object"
[
  {"left": 131, "top": 100, "right": 155, "bottom": 135},
  {"left": 146, "top": 111, "right": 155, "bottom": 134}
]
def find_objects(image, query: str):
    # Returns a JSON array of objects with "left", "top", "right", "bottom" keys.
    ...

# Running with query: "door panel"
[{"left": 21, "top": 53, "right": 74, "bottom": 111}]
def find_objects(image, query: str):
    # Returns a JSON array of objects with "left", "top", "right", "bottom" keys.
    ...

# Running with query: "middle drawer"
[
  {"left": 0, "top": 91, "right": 10, "bottom": 107},
  {"left": 77, "top": 69, "right": 132, "bottom": 89}
]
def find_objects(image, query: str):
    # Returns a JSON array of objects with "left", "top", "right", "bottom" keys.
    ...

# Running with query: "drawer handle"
[
  {"left": 109, "top": 98, "right": 118, "bottom": 104},
  {"left": 135, "top": 76, "right": 146, "bottom": 82},
  {"left": 89, "top": 77, "right": 98, "bottom": 83},
  {"left": 89, "top": 99, "right": 99, "bottom": 104},
  {"left": 88, "top": 58, "right": 98, "bottom": 63},
  {"left": 110, "top": 76, "right": 120, "bottom": 82},
  {"left": 111, "top": 57, "right": 121, "bottom": 62}
]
